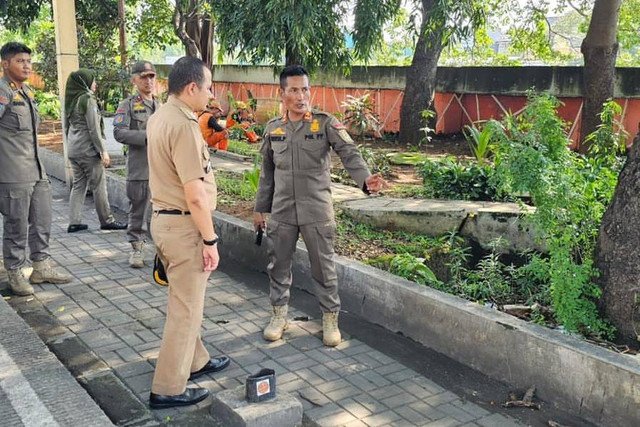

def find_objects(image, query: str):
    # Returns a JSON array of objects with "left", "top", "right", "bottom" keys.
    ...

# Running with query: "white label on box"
[{"left": 256, "top": 379, "right": 271, "bottom": 396}]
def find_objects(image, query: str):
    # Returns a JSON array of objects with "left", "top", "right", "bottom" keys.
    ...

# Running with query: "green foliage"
[
  {"left": 419, "top": 157, "right": 506, "bottom": 201},
  {"left": 34, "top": 90, "right": 61, "bottom": 119},
  {"left": 214, "top": 0, "right": 351, "bottom": 71},
  {"left": 215, "top": 171, "right": 257, "bottom": 201},
  {"left": 388, "top": 253, "right": 439, "bottom": 286},
  {"left": 387, "top": 152, "right": 428, "bottom": 166},
  {"left": 491, "top": 93, "right": 623, "bottom": 338},
  {"left": 418, "top": 109, "right": 436, "bottom": 148},
  {"left": 463, "top": 121, "right": 499, "bottom": 165},
  {"left": 226, "top": 139, "right": 261, "bottom": 159},
  {"left": 357, "top": 145, "right": 392, "bottom": 177},
  {"left": 242, "top": 158, "right": 261, "bottom": 194},
  {"left": 341, "top": 92, "right": 382, "bottom": 139}
]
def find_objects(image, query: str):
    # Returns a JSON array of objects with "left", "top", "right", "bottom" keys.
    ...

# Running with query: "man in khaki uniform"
[
  {"left": 254, "top": 65, "right": 386, "bottom": 347},
  {"left": 146, "top": 56, "right": 229, "bottom": 409},
  {"left": 113, "top": 61, "right": 161, "bottom": 267},
  {"left": 0, "top": 42, "right": 71, "bottom": 295}
]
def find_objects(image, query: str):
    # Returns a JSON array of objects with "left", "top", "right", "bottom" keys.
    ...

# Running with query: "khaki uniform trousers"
[
  {"left": 266, "top": 218, "right": 340, "bottom": 313},
  {"left": 68, "top": 156, "right": 115, "bottom": 226},
  {"left": 0, "top": 180, "right": 52, "bottom": 270},
  {"left": 125, "top": 180, "right": 151, "bottom": 242},
  {"left": 150, "top": 213, "right": 210, "bottom": 395}
]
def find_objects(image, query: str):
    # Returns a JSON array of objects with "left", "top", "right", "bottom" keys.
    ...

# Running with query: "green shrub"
[
  {"left": 34, "top": 90, "right": 61, "bottom": 119},
  {"left": 418, "top": 156, "right": 506, "bottom": 201},
  {"left": 491, "top": 93, "right": 623, "bottom": 338}
]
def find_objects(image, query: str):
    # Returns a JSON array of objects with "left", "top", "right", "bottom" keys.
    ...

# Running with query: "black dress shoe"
[
  {"left": 189, "top": 356, "right": 230, "bottom": 380},
  {"left": 100, "top": 221, "right": 127, "bottom": 230},
  {"left": 67, "top": 224, "right": 88, "bottom": 233},
  {"left": 149, "top": 387, "right": 210, "bottom": 409}
]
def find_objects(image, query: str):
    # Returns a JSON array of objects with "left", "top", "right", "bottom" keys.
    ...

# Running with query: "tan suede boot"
[
  {"left": 322, "top": 312, "right": 342, "bottom": 347},
  {"left": 29, "top": 258, "right": 72, "bottom": 284},
  {"left": 263, "top": 305, "right": 289, "bottom": 341},
  {"left": 8, "top": 268, "right": 34, "bottom": 296},
  {"left": 129, "top": 241, "right": 145, "bottom": 268}
]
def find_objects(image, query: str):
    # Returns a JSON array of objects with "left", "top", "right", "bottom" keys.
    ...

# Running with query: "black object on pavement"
[{"left": 246, "top": 368, "right": 276, "bottom": 403}]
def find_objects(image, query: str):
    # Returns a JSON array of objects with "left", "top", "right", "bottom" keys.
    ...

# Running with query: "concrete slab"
[{"left": 210, "top": 385, "right": 302, "bottom": 427}]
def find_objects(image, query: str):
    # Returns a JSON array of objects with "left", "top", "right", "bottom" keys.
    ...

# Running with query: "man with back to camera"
[
  {"left": 254, "top": 65, "right": 387, "bottom": 347},
  {"left": 146, "top": 56, "right": 229, "bottom": 409},
  {"left": 113, "top": 61, "right": 161, "bottom": 267},
  {"left": 0, "top": 42, "right": 72, "bottom": 296}
]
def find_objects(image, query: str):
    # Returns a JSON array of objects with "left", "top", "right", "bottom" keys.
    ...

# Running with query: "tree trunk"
[
  {"left": 285, "top": 43, "right": 303, "bottom": 66},
  {"left": 173, "top": 4, "right": 201, "bottom": 58},
  {"left": 594, "top": 141, "right": 640, "bottom": 345},
  {"left": 579, "top": 0, "right": 622, "bottom": 152},
  {"left": 398, "top": 0, "right": 443, "bottom": 145}
]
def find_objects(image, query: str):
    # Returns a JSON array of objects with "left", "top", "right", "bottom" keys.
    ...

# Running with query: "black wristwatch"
[{"left": 203, "top": 236, "right": 219, "bottom": 246}]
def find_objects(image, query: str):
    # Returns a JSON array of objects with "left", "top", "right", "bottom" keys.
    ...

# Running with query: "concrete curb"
[{"left": 41, "top": 148, "right": 640, "bottom": 427}]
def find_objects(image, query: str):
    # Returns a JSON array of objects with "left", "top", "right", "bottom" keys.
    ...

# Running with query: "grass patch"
[{"left": 227, "top": 139, "right": 261, "bottom": 158}]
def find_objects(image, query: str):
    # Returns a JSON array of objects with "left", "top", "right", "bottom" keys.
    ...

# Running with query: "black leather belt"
[{"left": 155, "top": 209, "right": 191, "bottom": 215}]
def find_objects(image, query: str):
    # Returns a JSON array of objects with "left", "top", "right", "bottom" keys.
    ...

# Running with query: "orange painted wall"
[{"left": 213, "top": 81, "right": 639, "bottom": 144}]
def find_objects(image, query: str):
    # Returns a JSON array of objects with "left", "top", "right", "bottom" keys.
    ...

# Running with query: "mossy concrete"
[{"left": 340, "top": 197, "right": 541, "bottom": 253}]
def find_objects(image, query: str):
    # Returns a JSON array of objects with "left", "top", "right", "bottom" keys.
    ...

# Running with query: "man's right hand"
[
  {"left": 102, "top": 151, "right": 111, "bottom": 168},
  {"left": 253, "top": 212, "right": 266, "bottom": 232}
]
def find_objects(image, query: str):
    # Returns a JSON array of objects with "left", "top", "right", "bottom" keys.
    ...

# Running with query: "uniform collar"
[
  {"left": 135, "top": 92, "right": 155, "bottom": 103},
  {"left": 282, "top": 110, "right": 312, "bottom": 124},
  {"left": 167, "top": 95, "right": 192, "bottom": 111}
]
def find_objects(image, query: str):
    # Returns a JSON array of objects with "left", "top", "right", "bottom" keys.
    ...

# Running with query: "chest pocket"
[
  {"left": 0, "top": 103, "right": 31, "bottom": 131},
  {"left": 271, "top": 141, "right": 291, "bottom": 170},
  {"left": 299, "top": 138, "right": 329, "bottom": 170}
]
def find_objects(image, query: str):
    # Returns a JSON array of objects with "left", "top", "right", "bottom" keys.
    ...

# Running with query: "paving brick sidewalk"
[
  {"left": 0, "top": 286, "right": 113, "bottom": 426},
  {"left": 1, "top": 179, "right": 525, "bottom": 427}
]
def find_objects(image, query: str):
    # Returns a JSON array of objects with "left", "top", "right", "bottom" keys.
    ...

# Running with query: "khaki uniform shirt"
[
  {"left": 255, "top": 110, "right": 370, "bottom": 225},
  {"left": 66, "top": 95, "right": 105, "bottom": 159},
  {"left": 113, "top": 93, "right": 160, "bottom": 181},
  {"left": 0, "top": 76, "right": 45, "bottom": 184},
  {"left": 147, "top": 96, "right": 217, "bottom": 212}
]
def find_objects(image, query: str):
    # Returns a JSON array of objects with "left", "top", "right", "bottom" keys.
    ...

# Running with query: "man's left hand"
[
  {"left": 365, "top": 173, "right": 388, "bottom": 194},
  {"left": 203, "top": 244, "right": 220, "bottom": 272}
]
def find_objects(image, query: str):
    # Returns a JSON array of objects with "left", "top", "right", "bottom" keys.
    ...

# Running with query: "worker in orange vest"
[{"left": 198, "top": 99, "right": 229, "bottom": 150}]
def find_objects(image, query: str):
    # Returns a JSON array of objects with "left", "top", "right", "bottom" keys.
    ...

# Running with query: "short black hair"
[
  {"left": 1, "top": 42, "right": 32, "bottom": 61},
  {"left": 168, "top": 56, "right": 208, "bottom": 95},
  {"left": 279, "top": 65, "right": 309, "bottom": 89}
]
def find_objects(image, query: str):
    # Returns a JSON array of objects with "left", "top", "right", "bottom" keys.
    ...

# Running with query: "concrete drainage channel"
[{"left": 41, "top": 148, "right": 640, "bottom": 426}]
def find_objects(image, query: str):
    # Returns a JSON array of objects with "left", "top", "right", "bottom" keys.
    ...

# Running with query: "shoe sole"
[
  {"left": 189, "top": 358, "right": 231, "bottom": 381},
  {"left": 30, "top": 277, "right": 72, "bottom": 284},
  {"left": 149, "top": 392, "right": 209, "bottom": 409}
]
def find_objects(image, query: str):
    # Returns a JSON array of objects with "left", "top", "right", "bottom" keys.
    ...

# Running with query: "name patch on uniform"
[
  {"left": 113, "top": 113, "right": 125, "bottom": 125},
  {"left": 13, "top": 101, "right": 25, "bottom": 106},
  {"left": 305, "top": 133, "right": 324, "bottom": 140},
  {"left": 271, "top": 136, "right": 286, "bottom": 142},
  {"left": 133, "top": 110, "right": 146, "bottom": 114}
]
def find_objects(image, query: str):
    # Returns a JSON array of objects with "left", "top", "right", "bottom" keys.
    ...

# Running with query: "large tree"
[
  {"left": 214, "top": 0, "right": 353, "bottom": 71},
  {"left": 579, "top": 0, "right": 622, "bottom": 151},
  {"left": 394, "top": 1, "right": 486, "bottom": 144}
]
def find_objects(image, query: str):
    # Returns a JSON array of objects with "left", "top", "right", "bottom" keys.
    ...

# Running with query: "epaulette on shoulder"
[
  {"left": 266, "top": 116, "right": 282, "bottom": 126},
  {"left": 0, "top": 79, "right": 12, "bottom": 96}
]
